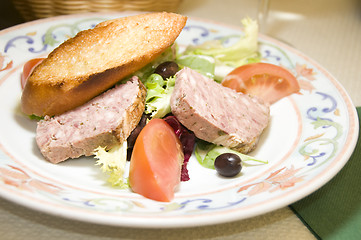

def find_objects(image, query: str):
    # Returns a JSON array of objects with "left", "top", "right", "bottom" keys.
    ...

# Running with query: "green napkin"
[{"left": 290, "top": 107, "right": 361, "bottom": 240}]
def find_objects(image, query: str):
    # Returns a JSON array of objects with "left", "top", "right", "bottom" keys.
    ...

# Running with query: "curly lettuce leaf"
[
  {"left": 195, "top": 140, "right": 268, "bottom": 169},
  {"left": 129, "top": 44, "right": 178, "bottom": 82},
  {"left": 120, "top": 45, "right": 178, "bottom": 119},
  {"left": 144, "top": 74, "right": 175, "bottom": 119},
  {"left": 183, "top": 17, "right": 260, "bottom": 68},
  {"left": 94, "top": 141, "right": 128, "bottom": 188}
]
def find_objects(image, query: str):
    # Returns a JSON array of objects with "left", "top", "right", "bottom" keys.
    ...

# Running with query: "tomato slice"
[
  {"left": 221, "top": 62, "right": 300, "bottom": 104},
  {"left": 129, "top": 119, "right": 184, "bottom": 202},
  {"left": 21, "top": 58, "right": 44, "bottom": 90}
]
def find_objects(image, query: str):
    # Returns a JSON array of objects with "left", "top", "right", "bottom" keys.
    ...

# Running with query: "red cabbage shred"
[{"left": 164, "top": 115, "right": 195, "bottom": 181}]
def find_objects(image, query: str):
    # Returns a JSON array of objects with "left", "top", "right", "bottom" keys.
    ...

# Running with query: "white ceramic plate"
[{"left": 0, "top": 12, "right": 358, "bottom": 228}]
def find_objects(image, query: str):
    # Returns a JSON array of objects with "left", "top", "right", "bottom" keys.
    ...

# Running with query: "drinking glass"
[{"left": 258, "top": 0, "right": 270, "bottom": 33}]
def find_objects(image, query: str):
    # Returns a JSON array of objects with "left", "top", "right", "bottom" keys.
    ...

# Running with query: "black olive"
[
  {"left": 127, "top": 114, "right": 149, "bottom": 161},
  {"left": 126, "top": 148, "right": 133, "bottom": 162},
  {"left": 214, "top": 153, "right": 242, "bottom": 177},
  {"left": 127, "top": 114, "right": 148, "bottom": 148},
  {"left": 154, "top": 61, "right": 179, "bottom": 79}
]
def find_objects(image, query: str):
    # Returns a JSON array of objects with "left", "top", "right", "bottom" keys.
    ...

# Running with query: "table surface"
[{"left": 0, "top": 0, "right": 360, "bottom": 239}]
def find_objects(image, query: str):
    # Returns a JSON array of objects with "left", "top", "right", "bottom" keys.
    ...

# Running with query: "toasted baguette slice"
[{"left": 21, "top": 12, "right": 187, "bottom": 117}]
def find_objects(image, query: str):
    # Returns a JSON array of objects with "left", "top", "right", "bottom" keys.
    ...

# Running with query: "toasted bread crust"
[{"left": 21, "top": 12, "right": 187, "bottom": 116}]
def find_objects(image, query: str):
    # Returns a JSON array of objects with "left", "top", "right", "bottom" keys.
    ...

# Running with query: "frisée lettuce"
[
  {"left": 144, "top": 73, "right": 175, "bottom": 118},
  {"left": 94, "top": 141, "right": 128, "bottom": 188}
]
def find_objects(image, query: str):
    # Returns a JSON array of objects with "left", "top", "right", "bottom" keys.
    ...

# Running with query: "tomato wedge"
[
  {"left": 129, "top": 119, "right": 184, "bottom": 202},
  {"left": 221, "top": 62, "right": 300, "bottom": 104},
  {"left": 21, "top": 58, "right": 44, "bottom": 89}
]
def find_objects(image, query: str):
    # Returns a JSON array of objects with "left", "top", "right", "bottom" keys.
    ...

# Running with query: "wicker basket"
[{"left": 12, "top": 0, "right": 183, "bottom": 21}]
